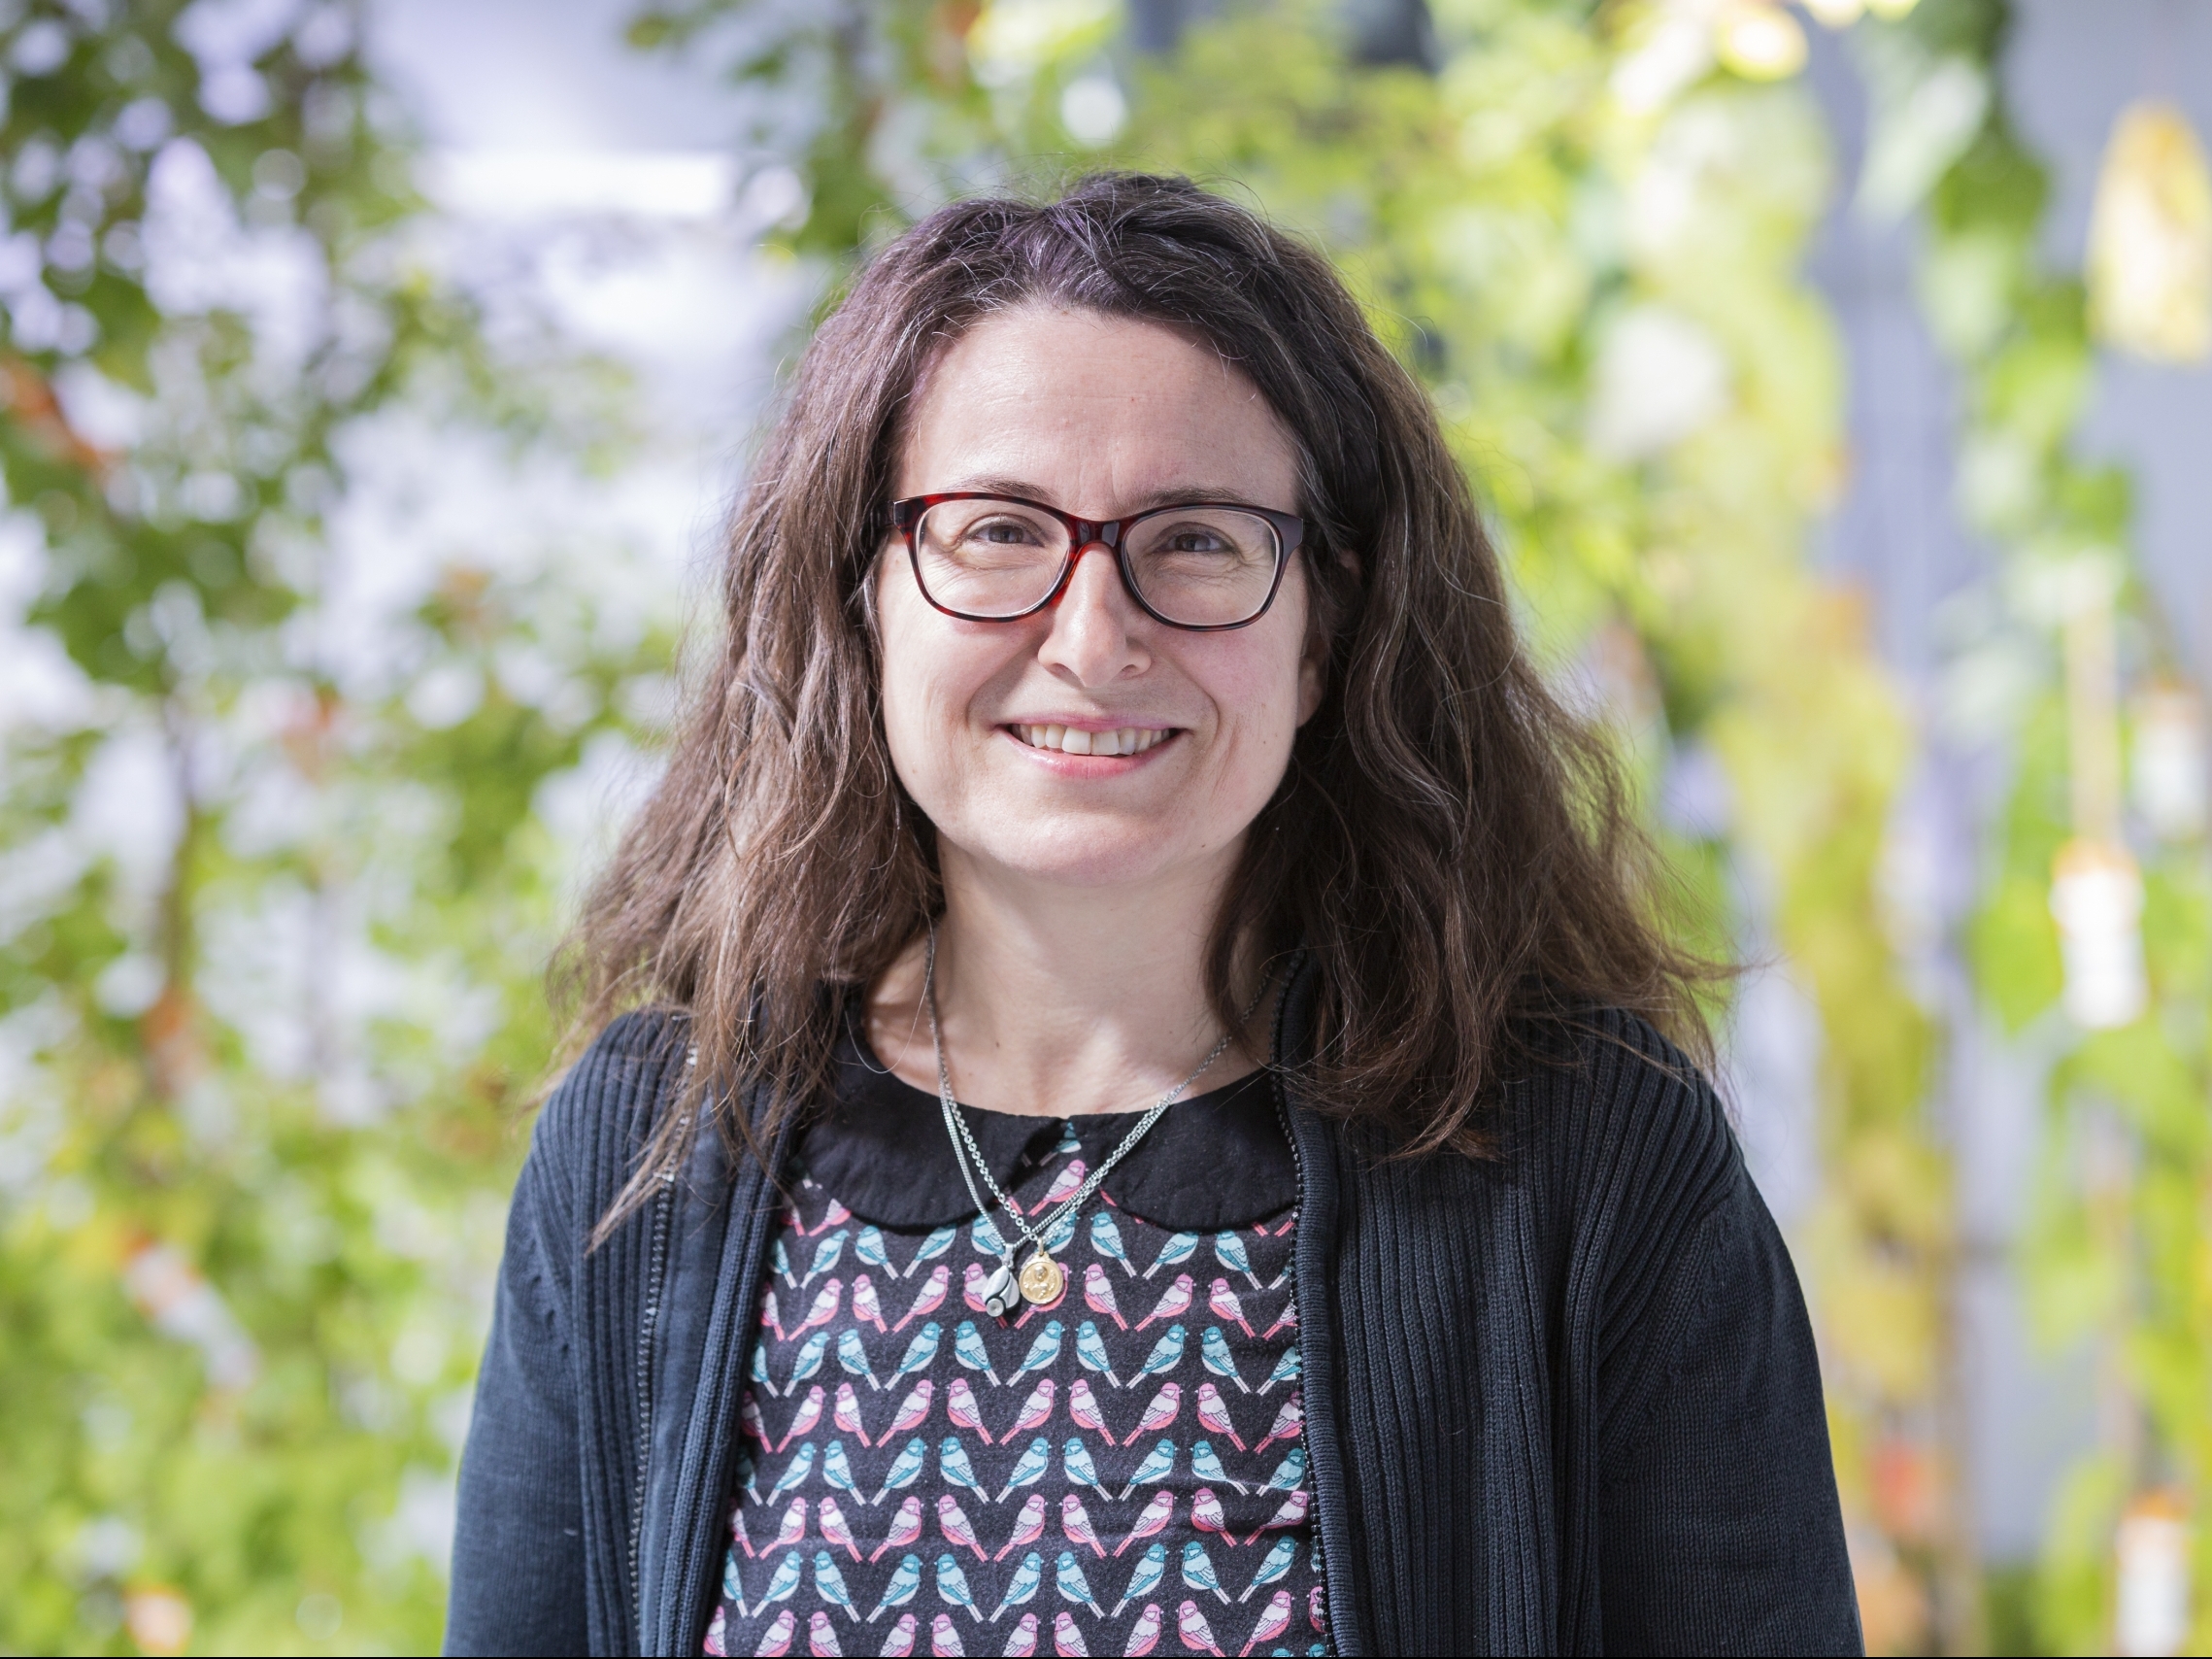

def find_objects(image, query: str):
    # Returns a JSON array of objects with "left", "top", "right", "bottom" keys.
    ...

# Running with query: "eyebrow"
[{"left": 928, "top": 476, "right": 1274, "bottom": 514}]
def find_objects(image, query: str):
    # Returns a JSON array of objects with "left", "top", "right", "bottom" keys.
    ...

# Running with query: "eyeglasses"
[{"left": 888, "top": 492, "right": 1304, "bottom": 632}]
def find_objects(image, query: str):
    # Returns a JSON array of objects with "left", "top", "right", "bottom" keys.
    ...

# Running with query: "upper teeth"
[{"left": 1015, "top": 725, "right": 1171, "bottom": 758}]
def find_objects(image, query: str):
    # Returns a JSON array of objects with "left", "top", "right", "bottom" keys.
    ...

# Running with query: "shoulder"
[{"left": 525, "top": 1008, "right": 695, "bottom": 1202}]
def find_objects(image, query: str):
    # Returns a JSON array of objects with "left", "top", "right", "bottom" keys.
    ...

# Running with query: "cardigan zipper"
[{"left": 627, "top": 1108, "right": 687, "bottom": 1631}]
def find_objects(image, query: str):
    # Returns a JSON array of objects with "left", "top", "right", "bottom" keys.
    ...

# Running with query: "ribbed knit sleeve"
[{"left": 446, "top": 1012, "right": 686, "bottom": 1658}]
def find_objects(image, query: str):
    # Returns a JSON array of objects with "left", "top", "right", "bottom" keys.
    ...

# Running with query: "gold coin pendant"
[{"left": 1017, "top": 1250, "right": 1064, "bottom": 1305}]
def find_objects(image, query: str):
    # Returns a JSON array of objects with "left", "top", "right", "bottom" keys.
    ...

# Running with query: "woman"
[{"left": 447, "top": 174, "right": 1860, "bottom": 1657}]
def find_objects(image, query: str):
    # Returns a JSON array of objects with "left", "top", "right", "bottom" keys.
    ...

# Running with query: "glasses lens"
[
  {"left": 914, "top": 499, "right": 1071, "bottom": 617},
  {"left": 1123, "top": 509, "right": 1282, "bottom": 626}
]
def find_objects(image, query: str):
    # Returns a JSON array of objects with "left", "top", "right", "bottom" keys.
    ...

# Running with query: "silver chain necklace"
[{"left": 923, "top": 925, "right": 1266, "bottom": 1317}]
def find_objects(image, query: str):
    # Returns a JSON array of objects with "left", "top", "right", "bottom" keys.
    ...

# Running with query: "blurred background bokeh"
[{"left": 2, "top": 0, "right": 2210, "bottom": 1652}]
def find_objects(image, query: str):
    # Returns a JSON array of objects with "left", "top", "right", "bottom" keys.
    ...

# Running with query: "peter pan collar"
[{"left": 798, "top": 1026, "right": 1296, "bottom": 1236}]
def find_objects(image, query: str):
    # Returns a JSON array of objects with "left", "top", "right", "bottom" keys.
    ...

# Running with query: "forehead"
[{"left": 895, "top": 306, "right": 1299, "bottom": 505}]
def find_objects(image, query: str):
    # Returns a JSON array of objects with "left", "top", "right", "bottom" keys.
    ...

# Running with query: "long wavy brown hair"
[{"left": 562, "top": 172, "right": 1715, "bottom": 1233}]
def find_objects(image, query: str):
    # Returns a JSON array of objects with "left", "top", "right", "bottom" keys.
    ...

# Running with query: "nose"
[{"left": 1036, "top": 541, "right": 1149, "bottom": 686}]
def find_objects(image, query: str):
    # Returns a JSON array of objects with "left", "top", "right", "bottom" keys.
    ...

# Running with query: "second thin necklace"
[{"left": 922, "top": 926, "right": 1260, "bottom": 1318}]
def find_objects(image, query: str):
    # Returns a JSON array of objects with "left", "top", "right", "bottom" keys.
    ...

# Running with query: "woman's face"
[{"left": 879, "top": 306, "right": 1323, "bottom": 894}]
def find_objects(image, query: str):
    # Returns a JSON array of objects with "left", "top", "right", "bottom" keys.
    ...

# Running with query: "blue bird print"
[
  {"left": 1113, "top": 1541, "right": 1167, "bottom": 1616},
  {"left": 1117, "top": 1437, "right": 1177, "bottom": 1501},
  {"left": 812, "top": 1550, "right": 859, "bottom": 1622},
  {"left": 872, "top": 1437, "right": 928, "bottom": 1506},
  {"left": 1181, "top": 1540, "right": 1229, "bottom": 1604},
  {"left": 970, "top": 1211, "right": 1009, "bottom": 1258},
  {"left": 996, "top": 1436, "right": 1053, "bottom": 1503},
  {"left": 1011, "top": 1320, "right": 1063, "bottom": 1381},
  {"left": 1259, "top": 1344, "right": 1301, "bottom": 1395},
  {"left": 934, "top": 1552, "right": 983, "bottom": 1622},
  {"left": 911, "top": 1224, "right": 958, "bottom": 1276},
  {"left": 953, "top": 1320, "right": 1000, "bottom": 1386},
  {"left": 1133, "top": 1324, "right": 1187, "bottom": 1382},
  {"left": 1089, "top": 1211, "right": 1133, "bottom": 1276},
  {"left": 1055, "top": 1552, "right": 1104, "bottom": 1619},
  {"left": 867, "top": 1553, "right": 922, "bottom": 1622},
  {"left": 749, "top": 1341, "right": 775, "bottom": 1396},
  {"left": 765, "top": 1441, "right": 816, "bottom": 1504},
  {"left": 855, "top": 1226, "right": 893, "bottom": 1275},
  {"left": 1040, "top": 1207, "right": 1078, "bottom": 1254},
  {"left": 733, "top": 1447, "right": 762, "bottom": 1506},
  {"left": 890, "top": 1321, "right": 942, "bottom": 1383},
  {"left": 821, "top": 1439, "right": 860, "bottom": 1501},
  {"left": 757, "top": 1549, "right": 805, "bottom": 1608},
  {"left": 1199, "top": 1327, "right": 1248, "bottom": 1394},
  {"left": 803, "top": 1228, "right": 848, "bottom": 1286},
  {"left": 721, "top": 1551, "right": 749, "bottom": 1617},
  {"left": 1240, "top": 1538, "right": 1298, "bottom": 1603},
  {"left": 769, "top": 1236, "right": 796, "bottom": 1287},
  {"left": 836, "top": 1328, "right": 879, "bottom": 1391},
  {"left": 1054, "top": 1122, "right": 1082, "bottom": 1158},
  {"left": 1261, "top": 1445, "right": 1307, "bottom": 1493},
  {"left": 1061, "top": 1438, "right": 1108, "bottom": 1499},
  {"left": 1144, "top": 1233, "right": 1198, "bottom": 1280},
  {"left": 1190, "top": 1441, "right": 1248, "bottom": 1497},
  {"left": 989, "top": 1550, "right": 1044, "bottom": 1622},
  {"left": 786, "top": 1329, "right": 829, "bottom": 1393},
  {"left": 1073, "top": 1322, "right": 1120, "bottom": 1388},
  {"left": 1212, "top": 1231, "right": 1260, "bottom": 1290},
  {"left": 939, "top": 1436, "right": 991, "bottom": 1505}
]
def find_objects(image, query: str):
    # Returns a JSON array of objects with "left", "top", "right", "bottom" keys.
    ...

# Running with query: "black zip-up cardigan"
[{"left": 446, "top": 964, "right": 1862, "bottom": 1656}]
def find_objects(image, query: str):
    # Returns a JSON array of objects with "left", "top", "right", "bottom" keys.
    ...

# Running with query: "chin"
[{"left": 965, "top": 817, "right": 1211, "bottom": 890}]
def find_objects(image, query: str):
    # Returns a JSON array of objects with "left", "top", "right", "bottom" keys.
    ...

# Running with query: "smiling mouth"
[{"left": 1008, "top": 724, "right": 1178, "bottom": 758}]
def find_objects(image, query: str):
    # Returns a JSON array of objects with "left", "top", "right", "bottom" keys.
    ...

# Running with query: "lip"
[{"left": 998, "top": 720, "right": 1184, "bottom": 771}]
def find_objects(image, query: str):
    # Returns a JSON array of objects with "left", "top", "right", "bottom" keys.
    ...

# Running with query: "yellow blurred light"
[
  {"left": 2088, "top": 100, "right": 2212, "bottom": 363},
  {"left": 1865, "top": 0, "right": 1922, "bottom": 17},
  {"left": 1802, "top": 0, "right": 1866, "bottom": 25},
  {"left": 1715, "top": 2, "right": 1807, "bottom": 80}
]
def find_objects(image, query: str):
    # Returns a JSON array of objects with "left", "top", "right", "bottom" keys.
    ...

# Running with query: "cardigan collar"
[{"left": 798, "top": 1023, "right": 1296, "bottom": 1235}]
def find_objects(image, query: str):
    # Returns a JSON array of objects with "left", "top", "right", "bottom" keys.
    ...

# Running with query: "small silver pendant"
[{"left": 979, "top": 1251, "right": 1020, "bottom": 1319}]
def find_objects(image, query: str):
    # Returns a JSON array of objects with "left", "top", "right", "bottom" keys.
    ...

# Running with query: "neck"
[{"left": 867, "top": 843, "right": 1264, "bottom": 1117}]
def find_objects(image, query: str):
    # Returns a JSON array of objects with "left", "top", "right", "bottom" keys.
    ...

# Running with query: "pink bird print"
[
  {"left": 1194, "top": 1384, "right": 1244, "bottom": 1452},
  {"left": 994, "top": 1491, "right": 1049, "bottom": 1561},
  {"left": 1253, "top": 1393, "right": 1301, "bottom": 1456},
  {"left": 1190, "top": 1487, "right": 1237, "bottom": 1547},
  {"left": 894, "top": 1264, "right": 951, "bottom": 1333},
  {"left": 885, "top": 1379, "right": 936, "bottom": 1440},
  {"left": 1059, "top": 1493, "right": 1105, "bottom": 1558},
  {"left": 1135, "top": 1274, "right": 1192, "bottom": 1331},
  {"left": 1175, "top": 1601, "right": 1223, "bottom": 1657},
  {"left": 870, "top": 1495, "right": 925, "bottom": 1562},
  {"left": 754, "top": 1607, "right": 798, "bottom": 1656},
  {"left": 877, "top": 1611, "right": 917, "bottom": 1655},
  {"left": 807, "top": 1608, "right": 842, "bottom": 1656},
  {"left": 819, "top": 1495, "right": 862, "bottom": 1562},
  {"left": 1122, "top": 1604, "right": 1163, "bottom": 1655},
  {"left": 1308, "top": 1585, "right": 1324, "bottom": 1632},
  {"left": 1049, "top": 1608, "right": 1088, "bottom": 1656},
  {"left": 1004, "top": 1377, "right": 1056, "bottom": 1439},
  {"left": 1000, "top": 1610, "right": 1040, "bottom": 1656},
  {"left": 1205, "top": 1280, "right": 1253, "bottom": 1339},
  {"left": 765, "top": 1495, "right": 808, "bottom": 1554},
  {"left": 796, "top": 1279, "right": 845, "bottom": 1337},
  {"left": 1238, "top": 1590, "right": 1293, "bottom": 1656},
  {"left": 853, "top": 1274, "right": 887, "bottom": 1334},
  {"left": 1260, "top": 1303, "right": 1296, "bottom": 1340},
  {"left": 806, "top": 1200, "right": 853, "bottom": 1236},
  {"left": 761, "top": 1287, "right": 788, "bottom": 1343},
  {"left": 1067, "top": 1380, "right": 1114, "bottom": 1444},
  {"left": 704, "top": 1600, "right": 729, "bottom": 1654},
  {"left": 938, "top": 1493, "right": 987, "bottom": 1561},
  {"left": 742, "top": 1391, "right": 770, "bottom": 1448},
  {"left": 962, "top": 1262, "right": 992, "bottom": 1315},
  {"left": 946, "top": 1377, "right": 993, "bottom": 1444},
  {"left": 1029, "top": 1159, "right": 1088, "bottom": 1215},
  {"left": 1243, "top": 1487, "right": 1309, "bottom": 1546},
  {"left": 929, "top": 1612, "right": 963, "bottom": 1656},
  {"left": 778, "top": 1385, "right": 827, "bottom": 1452},
  {"left": 731, "top": 1505, "right": 755, "bottom": 1559},
  {"left": 1125, "top": 1381, "right": 1182, "bottom": 1441},
  {"left": 833, "top": 1380, "right": 870, "bottom": 1446},
  {"left": 1081, "top": 1263, "right": 1125, "bottom": 1331},
  {"left": 1113, "top": 1491, "right": 1177, "bottom": 1557}
]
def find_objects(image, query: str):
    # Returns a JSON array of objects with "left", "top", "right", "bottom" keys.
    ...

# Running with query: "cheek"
[{"left": 875, "top": 559, "right": 1004, "bottom": 788}]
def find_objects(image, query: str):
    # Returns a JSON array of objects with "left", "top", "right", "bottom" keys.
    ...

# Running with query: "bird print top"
[{"left": 704, "top": 1026, "right": 1328, "bottom": 1659}]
